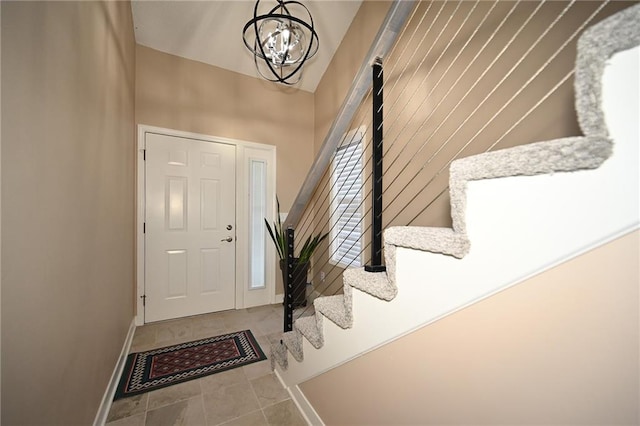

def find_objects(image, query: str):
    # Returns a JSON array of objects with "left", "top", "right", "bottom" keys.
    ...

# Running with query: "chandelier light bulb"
[{"left": 259, "top": 20, "right": 306, "bottom": 66}]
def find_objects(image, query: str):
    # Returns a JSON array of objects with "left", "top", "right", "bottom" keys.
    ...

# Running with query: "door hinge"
[
  {"left": 143, "top": 222, "right": 146, "bottom": 234},
  {"left": 143, "top": 149, "right": 146, "bottom": 161},
  {"left": 140, "top": 294, "right": 146, "bottom": 306}
]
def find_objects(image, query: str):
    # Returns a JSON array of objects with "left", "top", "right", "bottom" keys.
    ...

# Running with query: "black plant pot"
[{"left": 279, "top": 258, "right": 308, "bottom": 308}]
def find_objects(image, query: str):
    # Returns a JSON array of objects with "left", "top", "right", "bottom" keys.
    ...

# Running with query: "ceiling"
[{"left": 131, "top": 1, "right": 363, "bottom": 93}]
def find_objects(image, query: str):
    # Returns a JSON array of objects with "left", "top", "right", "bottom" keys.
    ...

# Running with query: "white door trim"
[{"left": 136, "top": 124, "right": 277, "bottom": 325}]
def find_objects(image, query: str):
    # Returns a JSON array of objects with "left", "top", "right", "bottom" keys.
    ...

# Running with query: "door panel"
[{"left": 145, "top": 133, "right": 236, "bottom": 322}]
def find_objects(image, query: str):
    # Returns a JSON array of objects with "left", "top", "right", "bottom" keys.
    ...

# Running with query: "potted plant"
[{"left": 265, "top": 197, "right": 328, "bottom": 307}]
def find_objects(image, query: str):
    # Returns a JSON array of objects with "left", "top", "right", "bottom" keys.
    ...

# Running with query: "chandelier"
[{"left": 242, "top": 0, "right": 319, "bottom": 85}]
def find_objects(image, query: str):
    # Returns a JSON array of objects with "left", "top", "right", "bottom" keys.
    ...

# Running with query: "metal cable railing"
[{"left": 281, "top": 0, "right": 625, "bottom": 329}]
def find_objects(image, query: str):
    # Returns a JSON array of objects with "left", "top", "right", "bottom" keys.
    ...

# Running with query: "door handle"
[{"left": 221, "top": 236, "right": 233, "bottom": 242}]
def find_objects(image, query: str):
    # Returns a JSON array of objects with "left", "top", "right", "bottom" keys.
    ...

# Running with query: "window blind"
[{"left": 331, "top": 134, "right": 363, "bottom": 267}]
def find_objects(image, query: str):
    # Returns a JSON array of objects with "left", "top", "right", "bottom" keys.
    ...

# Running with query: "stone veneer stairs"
[{"left": 271, "top": 4, "right": 640, "bottom": 376}]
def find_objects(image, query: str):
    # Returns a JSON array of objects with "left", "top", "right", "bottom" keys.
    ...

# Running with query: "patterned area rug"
[{"left": 115, "top": 330, "right": 266, "bottom": 400}]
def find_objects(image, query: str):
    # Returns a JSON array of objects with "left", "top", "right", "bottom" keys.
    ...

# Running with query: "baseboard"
[
  {"left": 274, "top": 293, "right": 284, "bottom": 304},
  {"left": 289, "top": 385, "right": 324, "bottom": 426},
  {"left": 134, "top": 314, "right": 144, "bottom": 326},
  {"left": 274, "top": 369, "right": 324, "bottom": 426},
  {"left": 93, "top": 319, "right": 136, "bottom": 426}
]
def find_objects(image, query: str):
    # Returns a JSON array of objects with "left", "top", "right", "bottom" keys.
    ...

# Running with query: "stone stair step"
[
  {"left": 270, "top": 340, "right": 288, "bottom": 370},
  {"left": 295, "top": 315, "right": 324, "bottom": 349},
  {"left": 344, "top": 267, "right": 397, "bottom": 301},
  {"left": 384, "top": 226, "right": 469, "bottom": 259},
  {"left": 282, "top": 330, "right": 303, "bottom": 362},
  {"left": 314, "top": 295, "right": 352, "bottom": 329}
]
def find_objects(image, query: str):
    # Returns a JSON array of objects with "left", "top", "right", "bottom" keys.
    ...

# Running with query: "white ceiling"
[{"left": 131, "top": 1, "right": 363, "bottom": 93}]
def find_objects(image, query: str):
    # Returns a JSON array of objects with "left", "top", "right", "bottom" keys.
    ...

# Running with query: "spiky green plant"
[
  {"left": 264, "top": 197, "right": 328, "bottom": 264},
  {"left": 264, "top": 197, "right": 287, "bottom": 260}
]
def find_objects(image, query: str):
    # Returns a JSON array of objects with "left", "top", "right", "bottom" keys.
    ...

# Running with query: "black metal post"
[
  {"left": 283, "top": 227, "right": 295, "bottom": 332},
  {"left": 365, "top": 59, "right": 386, "bottom": 273}
]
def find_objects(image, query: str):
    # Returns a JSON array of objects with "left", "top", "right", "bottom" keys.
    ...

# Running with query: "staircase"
[{"left": 272, "top": 3, "right": 640, "bottom": 403}]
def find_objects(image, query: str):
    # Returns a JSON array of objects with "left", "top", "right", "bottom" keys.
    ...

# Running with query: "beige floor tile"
[
  {"left": 132, "top": 326, "right": 157, "bottom": 346},
  {"left": 222, "top": 315, "right": 256, "bottom": 331},
  {"left": 255, "top": 313, "right": 284, "bottom": 336},
  {"left": 254, "top": 334, "right": 272, "bottom": 353},
  {"left": 243, "top": 324, "right": 265, "bottom": 339},
  {"left": 145, "top": 396, "right": 206, "bottom": 426},
  {"left": 250, "top": 374, "right": 289, "bottom": 408},
  {"left": 218, "top": 409, "right": 268, "bottom": 426},
  {"left": 105, "top": 412, "right": 146, "bottom": 426},
  {"left": 190, "top": 316, "right": 227, "bottom": 339},
  {"left": 195, "top": 311, "right": 226, "bottom": 321},
  {"left": 114, "top": 305, "right": 304, "bottom": 426},
  {"left": 130, "top": 324, "right": 164, "bottom": 352},
  {"left": 245, "top": 306, "right": 278, "bottom": 323},
  {"left": 242, "top": 360, "right": 272, "bottom": 380},
  {"left": 246, "top": 305, "right": 274, "bottom": 314},
  {"left": 147, "top": 380, "right": 202, "bottom": 411},
  {"left": 262, "top": 399, "right": 306, "bottom": 426},
  {"left": 107, "top": 394, "right": 149, "bottom": 422},
  {"left": 130, "top": 342, "right": 164, "bottom": 354},
  {"left": 263, "top": 332, "right": 283, "bottom": 346},
  {"left": 199, "top": 368, "right": 248, "bottom": 395},
  {"left": 216, "top": 309, "right": 249, "bottom": 322},
  {"left": 202, "top": 383, "right": 261, "bottom": 426},
  {"left": 155, "top": 319, "right": 194, "bottom": 345}
]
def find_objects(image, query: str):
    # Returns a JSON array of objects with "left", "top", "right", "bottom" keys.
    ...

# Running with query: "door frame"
[{"left": 136, "top": 125, "right": 277, "bottom": 325}]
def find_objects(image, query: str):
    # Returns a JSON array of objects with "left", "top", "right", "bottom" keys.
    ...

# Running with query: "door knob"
[{"left": 221, "top": 236, "right": 233, "bottom": 242}]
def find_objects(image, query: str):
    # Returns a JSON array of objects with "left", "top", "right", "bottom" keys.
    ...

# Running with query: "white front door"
[{"left": 144, "top": 133, "right": 236, "bottom": 323}]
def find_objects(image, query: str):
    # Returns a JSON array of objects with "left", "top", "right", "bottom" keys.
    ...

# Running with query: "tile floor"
[{"left": 106, "top": 304, "right": 307, "bottom": 426}]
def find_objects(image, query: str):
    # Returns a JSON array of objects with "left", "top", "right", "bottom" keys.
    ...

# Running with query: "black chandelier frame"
[{"left": 242, "top": 0, "right": 320, "bottom": 85}]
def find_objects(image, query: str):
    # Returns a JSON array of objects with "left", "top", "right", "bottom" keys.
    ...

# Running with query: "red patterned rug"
[{"left": 115, "top": 330, "right": 266, "bottom": 400}]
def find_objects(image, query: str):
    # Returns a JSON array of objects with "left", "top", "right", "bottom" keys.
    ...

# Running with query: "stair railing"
[
  {"left": 280, "top": 0, "right": 416, "bottom": 332},
  {"left": 365, "top": 59, "right": 386, "bottom": 273},
  {"left": 280, "top": 0, "right": 623, "bottom": 332}
]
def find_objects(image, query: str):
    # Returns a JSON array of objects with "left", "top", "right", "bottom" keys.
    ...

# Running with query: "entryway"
[{"left": 137, "top": 126, "right": 277, "bottom": 324}]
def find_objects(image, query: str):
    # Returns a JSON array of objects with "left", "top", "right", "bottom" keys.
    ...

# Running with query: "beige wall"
[
  {"left": 313, "top": 0, "right": 392, "bottom": 156},
  {"left": 135, "top": 45, "right": 315, "bottom": 212},
  {"left": 300, "top": 230, "right": 639, "bottom": 425},
  {"left": 1, "top": 1, "right": 136, "bottom": 424}
]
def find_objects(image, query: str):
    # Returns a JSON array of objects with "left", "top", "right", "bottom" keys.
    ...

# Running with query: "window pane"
[
  {"left": 249, "top": 160, "right": 266, "bottom": 289},
  {"left": 331, "top": 131, "right": 363, "bottom": 268}
]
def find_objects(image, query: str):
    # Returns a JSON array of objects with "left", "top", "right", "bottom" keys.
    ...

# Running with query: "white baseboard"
[
  {"left": 274, "top": 369, "right": 324, "bottom": 426},
  {"left": 289, "top": 384, "right": 324, "bottom": 426},
  {"left": 274, "top": 293, "right": 284, "bottom": 304},
  {"left": 93, "top": 319, "right": 136, "bottom": 426}
]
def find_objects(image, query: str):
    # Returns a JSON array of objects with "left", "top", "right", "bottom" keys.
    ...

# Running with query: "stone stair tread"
[
  {"left": 270, "top": 340, "right": 288, "bottom": 370},
  {"left": 344, "top": 267, "right": 397, "bottom": 301},
  {"left": 314, "top": 295, "right": 352, "bottom": 329},
  {"left": 282, "top": 330, "right": 303, "bottom": 362},
  {"left": 295, "top": 315, "right": 324, "bottom": 349},
  {"left": 384, "top": 226, "right": 469, "bottom": 259}
]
